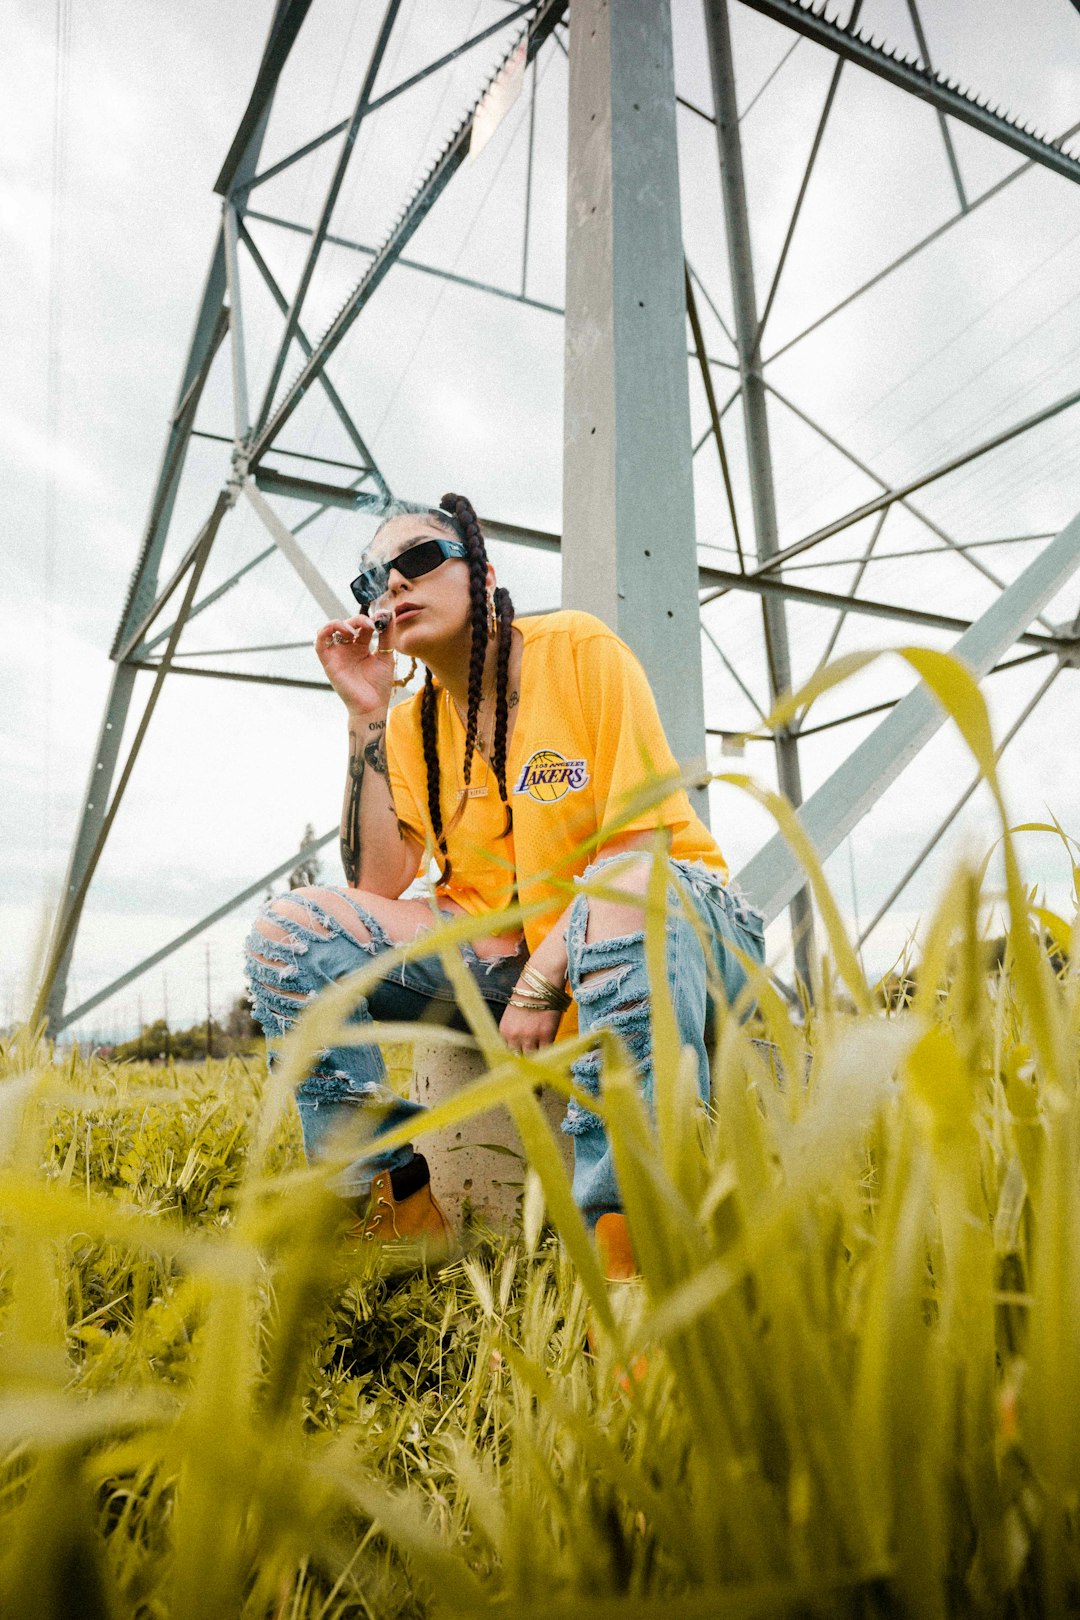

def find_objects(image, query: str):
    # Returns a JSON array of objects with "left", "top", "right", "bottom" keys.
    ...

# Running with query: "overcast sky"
[{"left": 4, "top": 0, "right": 1080, "bottom": 1040}]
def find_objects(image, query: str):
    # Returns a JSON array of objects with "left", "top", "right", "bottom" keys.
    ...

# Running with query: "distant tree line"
[{"left": 108, "top": 995, "right": 261, "bottom": 1063}]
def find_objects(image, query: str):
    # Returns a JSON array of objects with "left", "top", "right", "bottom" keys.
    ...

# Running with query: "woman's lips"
[{"left": 395, "top": 605, "right": 421, "bottom": 622}]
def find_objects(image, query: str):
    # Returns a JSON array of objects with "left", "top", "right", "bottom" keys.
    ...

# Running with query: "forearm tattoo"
[
  {"left": 364, "top": 728, "right": 389, "bottom": 778},
  {"left": 341, "top": 729, "right": 364, "bottom": 885}
]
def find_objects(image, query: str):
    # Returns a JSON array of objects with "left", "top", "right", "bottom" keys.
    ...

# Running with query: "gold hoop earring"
[
  {"left": 487, "top": 589, "right": 497, "bottom": 639},
  {"left": 391, "top": 655, "right": 419, "bottom": 691}
]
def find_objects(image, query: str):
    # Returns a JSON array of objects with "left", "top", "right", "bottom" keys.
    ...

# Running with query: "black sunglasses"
[{"left": 350, "top": 536, "right": 467, "bottom": 610}]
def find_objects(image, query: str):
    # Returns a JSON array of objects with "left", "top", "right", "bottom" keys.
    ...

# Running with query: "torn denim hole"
[
  {"left": 297, "top": 1072, "right": 403, "bottom": 1109},
  {"left": 562, "top": 943, "right": 656, "bottom": 1135},
  {"left": 564, "top": 1048, "right": 605, "bottom": 1135}
]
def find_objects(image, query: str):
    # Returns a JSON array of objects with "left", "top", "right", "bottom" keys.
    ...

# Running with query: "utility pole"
[
  {"left": 562, "top": 0, "right": 708, "bottom": 814},
  {"left": 703, "top": 0, "right": 815, "bottom": 988}
]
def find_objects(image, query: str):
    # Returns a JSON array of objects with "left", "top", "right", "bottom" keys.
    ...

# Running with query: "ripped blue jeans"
[
  {"left": 244, "top": 888, "right": 526, "bottom": 1201},
  {"left": 565, "top": 856, "right": 765, "bottom": 1223},
  {"left": 243, "top": 863, "right": 765, "bottom": 1225}
]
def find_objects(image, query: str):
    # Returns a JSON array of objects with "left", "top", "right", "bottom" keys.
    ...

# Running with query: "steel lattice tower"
[{"left": 36, "top": 0, "right": 1080, "bottom": 1034}]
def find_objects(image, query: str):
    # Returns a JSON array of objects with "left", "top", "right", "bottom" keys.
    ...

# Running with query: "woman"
[{"left": 245, "top": 494, "right": 765, "bottom": 1270}]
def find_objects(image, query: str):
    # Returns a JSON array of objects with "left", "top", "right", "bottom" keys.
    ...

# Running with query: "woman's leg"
[
  {"left": 562, "top": 856, "right": 765, "bottom": 1229},
  {"left": 244, "top": 884, "right": 522, "bottom": 1203}
]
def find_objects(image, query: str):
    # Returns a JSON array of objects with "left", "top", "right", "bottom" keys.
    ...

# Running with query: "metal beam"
[
  {"left": 856, "top": 661, "right": 1063, "bottom": 948},
  {"left": 110, "top": 236, "right": 228, "bottom": 658},
  {"left": 172, "top": 640, "right": 311, "bottom": 658},
  {"left": 698, "top": 563, "right": 1069, "bottom": 650},
  {"left": 237, "top": 2, "right": 538, "bottom": 196},
  {"left": 54, "top": 828, "right": 340, "bottom": 1035},
  {"left": 126, "top": 660, "right": 332, "bottom": 694},
  {"left": 705, "top": 0, "right": 814, "bottom": 980},
  {"left": 735, "top": 507, "right": 1080, "bottom": 925},
  {"left": 427, "top": 516, "right": 1073, "bottom": 652},
  {"left": 807, "top": 508, "right": 888, "bottom": 688},
  {"left": 223, "top": 202, "right": 250, "bottom": 441},
  {"left": 237, "top": 220, "right": 390, "bottom": 500},
  {"left": 904, "top": 0, "right": 968, "bottom": 211},
  {"left": 783, "top": 533, "right": 1054, "bottom": 572},
  {"left": 215, "top": 0, "right": 314, "bottom": 195},
  {"left": 764, "top": 115, "right": 1080, "bottom": 365},
  {"left": 685, "top": 268, "right": 745, "bottom": 571},
  {"left": 37, "top": 495, "right": 230, "bottom": 1031},
  {"left": 191, "top": 428, "right": 368, "bottom": 476},
  {"left": 115, "top": 522, "right": 214, "bottom": 665},
  {"left": 742, "top": 381, "right": 1080, "bottom": 580},
  {"left": 246, "top": 209, "right": 565, "bottom": 317},
  {"left": 562, "top": 0, "right": 707, "bottom": 798},
  {"left": 736, "top": 0, "right": 1080, "bottom": 187},
  {"left": 522, "top": 52, "right": 538, "bottom": 296},
  {"left": 253, "top": 0, "right": 403, "bottom": 438},
  {"left": 757, "top": 0, "right": 861, "bottom": 341},
  {"left": 252, "top": 467, "right": 384, "bottom": 511},
  {"left": 762, "top": 380, "right": 1055, "bottom": 629},
  {"left": 243, "top": 480, "right": 350, "bottom": 620},
  {"left": 248, "top": 0, "right": 568, "bottom": 465}
]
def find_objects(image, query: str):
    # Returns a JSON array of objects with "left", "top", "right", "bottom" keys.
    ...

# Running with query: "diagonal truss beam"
[
  {"left": 735, "top": 506, "right": 1080, "bottom": 925},
  {"left": 215, "top": 0, "right": 314, "bottom": 195},
  {"left": 856, "top": 660, "right": 1064, "bottom": 948},
  {"left": 904, "top": 0, "right": 967, "bottom": 211},
  {"left": 728, "top": 381, "right": 1080, "bottom": 584},
  {"left": 238, "top": 221, "right": 389, "bottom": 500},
  {"left": 765, "top": 115, "right": 1080, "bottom": 365},
  {"left": 126, "top": 660, "right": 332, "bottom": 694},
  {"left": 698, "top": 565, "right": 1069, "bottom": 650},
  {"left": 762, "top": 380, "right": 1057, "bottom": 634},
  {"left": 757, "top": 0, "right": 861, "bottom": 340},
  {"left": 249, "top": 0, "right": 568, "bottom": 466},
  {"left": 238, "top": 1, "right": 538, "bottom": 196},
  {"left": 253, "top": 0, "right": 403, "bottom": 438},
  {"left": 243, "top": 481, "right": 349, "bottom": 620},
  {"left": 35, "top": 495, "right": 230, "bottom": 1030},
  {"left": 736, "top": 0, "right": 1080, "bottom": 186},
  {"left": 685, "top": 267, "right": 745, "bottom": 570},
  {"left": 54, "top": 828, "right": 339, "bottom": 1035},
  {"left": 251, "top": 467, "right": 383, "bottom": 511}
]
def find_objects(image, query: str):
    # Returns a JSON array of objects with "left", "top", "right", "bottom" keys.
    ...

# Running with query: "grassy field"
[{"left": 3, "top": 654, "right": 1079, "bottom": 1618}]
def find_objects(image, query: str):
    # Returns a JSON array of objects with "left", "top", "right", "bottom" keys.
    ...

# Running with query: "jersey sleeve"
[
  {"left": 385, "top": 704, "right": 429, "bottom": 848},
  {"left": 575, "top": 629, "right": 694, "bottom": 840}
]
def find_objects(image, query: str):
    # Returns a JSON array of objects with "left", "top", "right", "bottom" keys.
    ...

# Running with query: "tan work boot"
[
  {"left": 589, "top": 1213, "right": 647, "bottom": 1390},
  {"left": 352, "top": 1154, "right": 456, "bottom": 1266},
  {"left": 595, "top": 1213, "right": 638, "bottom": 1280}
]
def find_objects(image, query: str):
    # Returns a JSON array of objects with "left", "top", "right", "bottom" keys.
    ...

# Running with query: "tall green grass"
[{"left": 2, "top": 650, "right": 1079, "bottom": 1617}]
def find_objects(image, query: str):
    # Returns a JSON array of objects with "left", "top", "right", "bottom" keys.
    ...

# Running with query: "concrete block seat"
[
  {"left": 407, "top": 1036, "right": 799, "bottom": 1232},
  {"left": 410, "top": 1042, "right": 572, "bottom": 1230}
]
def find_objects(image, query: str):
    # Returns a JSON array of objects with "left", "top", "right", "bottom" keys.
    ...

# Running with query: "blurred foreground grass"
[{"left": 4, "top": 651, "right": 1080, "bottom": 1618}]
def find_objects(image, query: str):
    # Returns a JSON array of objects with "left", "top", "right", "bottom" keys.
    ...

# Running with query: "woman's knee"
[{"left": 576, "top": 852, "right": 653, "bottom": 948}]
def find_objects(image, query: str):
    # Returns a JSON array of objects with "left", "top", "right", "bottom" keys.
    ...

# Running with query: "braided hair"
[{"left": 405, "top": 494, "right": 514, "bottom": 882}]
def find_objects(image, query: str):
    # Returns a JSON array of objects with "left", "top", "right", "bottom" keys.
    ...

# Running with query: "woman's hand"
[
  {"left": 315, "top": 613, "right": 396, "bottom": 715},
  {"left": 499, "top": 1001, "right": 563, "bottom": 1056}
]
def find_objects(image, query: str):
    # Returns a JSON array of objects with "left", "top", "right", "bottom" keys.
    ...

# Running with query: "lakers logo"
[{"left": 512, "top": 749, "right": 590, "bottom": 803}]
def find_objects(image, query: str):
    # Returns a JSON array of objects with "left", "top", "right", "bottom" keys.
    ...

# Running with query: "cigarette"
[{"left": 369, "top": 610, "right": 392, "bottom": 653}]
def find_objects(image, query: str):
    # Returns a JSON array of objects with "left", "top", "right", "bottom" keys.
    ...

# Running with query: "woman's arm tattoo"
[
  {"left": 363, "top": 727, "right": 389, "bottom": 778},
  {"left": 341, "top": 728, "right": 364, "bottom": 885}
]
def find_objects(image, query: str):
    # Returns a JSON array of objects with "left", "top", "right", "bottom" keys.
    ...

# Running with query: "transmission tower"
[{"left": 36, "top": 0, "right": 1080, "bottom": 1034}]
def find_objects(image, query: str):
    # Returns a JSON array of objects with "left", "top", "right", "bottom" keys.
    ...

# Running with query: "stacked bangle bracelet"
[{"left": 507, "top": 962, "right": 572, "bottom": 1014}]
